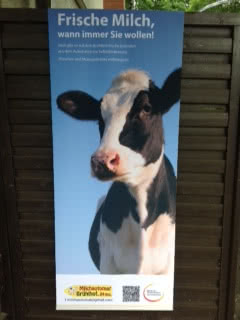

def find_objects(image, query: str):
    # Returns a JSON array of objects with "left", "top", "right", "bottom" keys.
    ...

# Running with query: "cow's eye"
[
  {"left": 143, "top": 104, "right": 151, "bottom": 113},
  {"left": 140, "top": 104, "right": 152, "bottom": 117}
]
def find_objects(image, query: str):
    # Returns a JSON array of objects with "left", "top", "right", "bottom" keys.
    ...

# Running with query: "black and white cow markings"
[{"left": 57, "top": 68, "right": 181, "bottom": 274}]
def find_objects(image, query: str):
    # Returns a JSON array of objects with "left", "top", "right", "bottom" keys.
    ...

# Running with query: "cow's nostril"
[{"left": 110, "top": 154, "right": 120, "bottom": 166}]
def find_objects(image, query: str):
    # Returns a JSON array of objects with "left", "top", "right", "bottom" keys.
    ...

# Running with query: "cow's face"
[{"left": 57, "top": 69, "right": 181, "bottom": 185}]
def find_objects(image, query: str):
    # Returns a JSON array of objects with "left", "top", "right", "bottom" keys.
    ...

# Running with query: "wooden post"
[
  {"left": 0, "top": 25, "right": 25, "bottom": 320},
  {"left": 218, "top": 25, "right": 240, "bottom": 320}
]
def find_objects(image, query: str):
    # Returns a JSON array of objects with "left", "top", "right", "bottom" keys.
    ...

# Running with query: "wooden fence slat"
[
  {"left": 180, "top": 112, "right": 228, "bottom": 127},
  {"left": 177, "top": 203, "right": 223, "bottom": 215},
  {"left": 4, "top": 56, "right": 49, "bottom": 75},
  {"left": 179, "top": 151, "right": 225, "bottom": 160},
  {"left": 181, "top": 89, "right": 229, "bottom": 104},
  {"left": 16, "top": 170, "right": 53, "bottom": 178},
  {"left": 9, "top": 110, "right": 51, "bottom": 125},
  {"left": 177, "top": 195, "right": 222, "bottom": 204},
  {"left": 179, "top": 127, "right": 225, "bottom": 136},
  {"left": 184, "top": 13, "right": 240, "bottom": 26},
  {"left": 184, "top": 38, "right": 232, "bottom": 53},
  {"left": 177, "top": 182, "right": 224, "bottom": 196},
  {"left": 14, "top": 156, "right": 53, "bottom": 170},
  {"left": 9, "top": 100, "right": 50, "bottom": 110},
  {"left": 180, "top": 104, "right": 227, "bottom": 113},
  {"left": 3, "top": 24, "right": 48, "bottom": 33},
  {"left": 0, "top": 9, "right": 47, "bottom": 22},
  {"left": 11, "top": 133, "right": 52, "bottom": 147},
  {"left": 16, "top": 177, "right": 53, "bottom": 191},
  {"left": 179, "top": 136, "right": 227, "bottom": 151},
  {"left": 7, "top": 76, "right": 50, "bottom": 99},
  {"left": 11, "top": 125, "right": 51, "bottom": 133},
  {"left": 182, "top": 64, "right": 231, "bottom": 79},
  {"left": 3, "top": 33, "right": 48, "bottom": 49},
  {"left": 14, "top": 148, "right": 53, "bottom": 156},
  {"left": 183, "top": 53, "right": 231, "bottom": 64},
  {"left": 184, "top": 26, "right": 232, "bottom": 37},
  {"left": 178, "top": 173, "right": 223, "bottom": 182},
  {"left": 181, "top": 79, "right": 228, "bottom": 89}
]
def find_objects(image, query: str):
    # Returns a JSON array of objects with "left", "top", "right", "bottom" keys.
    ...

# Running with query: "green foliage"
[
  {"left": 189, "top": 0, "right": 240, "bottom": 12},
  {"left": 125, "top": 0, "right": 240, "bottom": 12},
  {"left": 126, "top": 0, "right": 189, "bottom": 10}
]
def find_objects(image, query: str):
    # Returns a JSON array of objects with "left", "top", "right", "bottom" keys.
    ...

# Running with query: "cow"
[{"left": 57, "top": 68, "right": 181, "bottom": 275}]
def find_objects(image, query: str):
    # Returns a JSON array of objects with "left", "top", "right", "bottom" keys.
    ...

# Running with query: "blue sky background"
[{"left": 48, "top": 9, "right": 184, "bottom": 274}]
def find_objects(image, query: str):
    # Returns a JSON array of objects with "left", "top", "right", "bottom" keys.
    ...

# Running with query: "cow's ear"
[
  {"left": 57, "top": 91, "right": 101, "bottom": 120},
  {"left": 150, "top": 68, "right": 181, "bottom": 115}
]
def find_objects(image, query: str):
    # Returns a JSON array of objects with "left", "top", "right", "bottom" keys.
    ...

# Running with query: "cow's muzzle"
[{"left": 91, "top": 151, "right": 120, "bottom": 180}]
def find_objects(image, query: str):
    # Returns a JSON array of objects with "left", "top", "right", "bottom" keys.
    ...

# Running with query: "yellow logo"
[{"left": 64, "top": 285, "right": 112, "bottom": 299}]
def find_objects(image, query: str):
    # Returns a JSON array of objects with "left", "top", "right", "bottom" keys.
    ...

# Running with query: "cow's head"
[{"left": 57, "top": 68, "right": 181, "bottom": 185}]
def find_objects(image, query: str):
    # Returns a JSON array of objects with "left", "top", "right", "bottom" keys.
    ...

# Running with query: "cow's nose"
[{"left": 91, "top": 151, "right": 120, "bottom": 175}]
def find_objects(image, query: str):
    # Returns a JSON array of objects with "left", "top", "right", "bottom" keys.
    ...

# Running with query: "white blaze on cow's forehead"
[
  {"left": 101, "top": 69, "right": 150, "bottom": 116},
  {"left": 110, "top": 69, "right": 150, "bottom": 91}
]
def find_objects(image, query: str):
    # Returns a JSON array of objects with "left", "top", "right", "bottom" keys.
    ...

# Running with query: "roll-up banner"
[{"left": 48, "top": 9, "right": 184, "bottom": 311}]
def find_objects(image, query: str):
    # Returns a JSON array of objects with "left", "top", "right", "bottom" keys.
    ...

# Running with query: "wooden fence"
[{"left": 0, "top": 9, "right": 240, "bottom": 320}]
